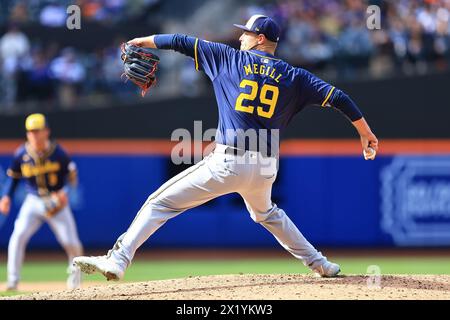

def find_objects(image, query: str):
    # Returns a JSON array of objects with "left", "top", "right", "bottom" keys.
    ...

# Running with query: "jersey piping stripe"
[
  {"left": 194, "top": 38, "right": 199, "bottom": 71},
  {"left": 247, "top": 51, "right": 281, "bottom": 61},
  {"left": 321, "top": 86, "right": 335, "bottom": 107}
]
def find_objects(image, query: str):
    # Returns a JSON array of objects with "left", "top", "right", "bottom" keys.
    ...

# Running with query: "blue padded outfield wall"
[{"left": 1, "top": 154, "right": 450, "bottom": 248}]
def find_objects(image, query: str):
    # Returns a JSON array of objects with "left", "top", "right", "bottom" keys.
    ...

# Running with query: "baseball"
[{"left": 363, "top": 147, "right": 376, "bottom": 160}]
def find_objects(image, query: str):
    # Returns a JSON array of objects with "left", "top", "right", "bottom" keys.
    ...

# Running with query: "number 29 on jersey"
[{"left": 235, "top": 79, "right": 279, "bottom": 119}]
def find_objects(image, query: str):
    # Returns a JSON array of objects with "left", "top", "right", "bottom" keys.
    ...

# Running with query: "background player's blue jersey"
[
  {"left": 4, "top": 142, "right": 77, "bottom": 197},
  {"left": 155, "top": 34, "right": 357, "bottom": 155}
]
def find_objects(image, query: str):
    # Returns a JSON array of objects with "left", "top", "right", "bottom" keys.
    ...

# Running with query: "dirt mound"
[
  {"left": 0, "top": 281, "right": 106, "bottom": 292},
  {"left": 4, "top": 274, "right": 450, "bottom": 300}
]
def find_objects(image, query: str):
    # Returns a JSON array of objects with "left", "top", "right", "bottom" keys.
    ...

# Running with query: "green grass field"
[{"left": 1, "top": 256, "right": 450, "bottom": 297}]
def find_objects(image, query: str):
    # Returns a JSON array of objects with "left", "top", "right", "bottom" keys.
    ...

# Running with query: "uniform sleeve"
[
  {"left": 6, "top": 152, "right": 22, "bottom": 179},
  {"left": 154, "top": 33, "right": 235, "bottom": 80},
  {"left": 297, "top": 68, "right": 363, "bottom": 121},
  {"left": 59, "top": 147, "right": 78, "bottom": 187},
  {"left": 328, "top": 89, "right": 363, "bottom": 122},
  {"left": 297, "top": 68, "right": 337, "bottom": 108},
  {"left": 2, "top": 177, "right": 19, "bottom": 198},
  {"left": 2, "top": 150, "right": 22, "bottom": 197}
]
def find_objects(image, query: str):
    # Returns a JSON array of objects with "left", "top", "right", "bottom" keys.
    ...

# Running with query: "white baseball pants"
[
  {"left": 110, "top": 144, "right": 328, "bottom": 271},
  {"left": 7, "top": 194, "right": 83, "bottom": 285}
]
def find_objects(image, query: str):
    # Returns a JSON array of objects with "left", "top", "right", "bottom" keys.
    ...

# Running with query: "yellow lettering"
[
  {"left": 270, "top": 68, "right": 276, "bottom": 78},
  {"left": 235, "top": 80, "right": 280, "bottom": 119},
  {"left": 20, "top": 162, "right": 61, "bottom": 178},
  {"left": 244, "top": 64, "right": 252, "bottom": 75},
  {"left": 21, "top": 164, "right": 31, "bottom": 177},
  {"left": 242, "top": 65, "right": 281, "bottom": 83},
  {"left": 253, "top": 64, "right": 259, "bottom": 74},
  {"left": 235, "top": 79, "right": 257, "bottom": 114},
  {"left": 275, "top": 73, "right": 282, "bottom": 83},
  {"left": 259, "top": 65, "right": 265, "bottom": 75}
]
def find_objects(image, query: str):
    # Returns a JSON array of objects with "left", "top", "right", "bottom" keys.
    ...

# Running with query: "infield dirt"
[{"left": 3, "top": 274, "right": 450, "bottom": 300}]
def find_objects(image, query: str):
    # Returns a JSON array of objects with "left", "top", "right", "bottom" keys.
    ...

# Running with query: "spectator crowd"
[
  {"left": 241, "top": 0, "right": 450, "bottom": 78},
  {"left": 0, "top": 0, "right": 449, "bottom": 113}
]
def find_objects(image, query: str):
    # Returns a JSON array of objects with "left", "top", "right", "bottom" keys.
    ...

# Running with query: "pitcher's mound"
[{"left": 5, "top": 274, "right": 450, "bottom": 300}]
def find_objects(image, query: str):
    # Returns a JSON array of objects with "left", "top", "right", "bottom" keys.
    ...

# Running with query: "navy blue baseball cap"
[{"left": 234, "top": 14, "right": 281, "bottom": 43}]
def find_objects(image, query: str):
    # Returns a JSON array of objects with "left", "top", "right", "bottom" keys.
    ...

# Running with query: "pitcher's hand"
[
  {"left": 127, "top": 36, "right": 156, "bottom": 48},
  {"left": 360, "top": 132, "right": 378, "bottom": 160}
]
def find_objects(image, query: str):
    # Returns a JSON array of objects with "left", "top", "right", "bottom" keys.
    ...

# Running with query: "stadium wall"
[
  {"left": 1, "top": 139, "right": 449, "bottom": 249},
  {"left": 0, "top": 71, "right": 449, "bottom": 139}
]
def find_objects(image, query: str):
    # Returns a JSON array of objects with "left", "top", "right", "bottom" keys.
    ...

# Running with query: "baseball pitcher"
[
  {"left": 0, "top": 113, "right": 83, "bottom": 291},
  {"left": 74, "top": 15, "right": 379, "bottom": 280}
]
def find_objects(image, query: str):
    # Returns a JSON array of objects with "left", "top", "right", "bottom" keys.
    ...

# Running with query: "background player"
[
  {"left": 0, "top": 113, "right": 83, "bottom": 291},
  {"left": 74, "top": 15, "right": 378, "bottom": 280}
]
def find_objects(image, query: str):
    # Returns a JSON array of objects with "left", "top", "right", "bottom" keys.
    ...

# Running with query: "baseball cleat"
[
  {"left": 73, "top": 256, "right": 124, "bottom": 281},
  {"left": 313, "top": 261, "right": 341, "bottom": 278}
]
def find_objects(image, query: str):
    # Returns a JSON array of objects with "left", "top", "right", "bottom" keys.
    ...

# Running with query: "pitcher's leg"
[
  {"left": 7, "top": 198, "right": 43, "bottom": 289},
  {"left": 241, "top": 184, "right": 340, "bottom": 277},
  {"left": 250, "top": 203, "right": 339, "bottom": 277},
  {"left": 239, "top": 168, "right": 333, "bottom": 273},
  {"left": 240, "top": 156, "right": 340, "bottom": 277},
  {"left": 243, "top": 196, "right": 327, "bottom": 269},
  {"left": 75, "top": 154, "right": 239, "bottom": 279}
]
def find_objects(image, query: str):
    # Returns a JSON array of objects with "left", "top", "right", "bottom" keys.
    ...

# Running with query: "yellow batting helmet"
[{"left": 25, "top": 113, "right": 48, "bottom": 131}]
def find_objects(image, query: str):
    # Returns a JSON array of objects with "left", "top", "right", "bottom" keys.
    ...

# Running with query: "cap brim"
[
  {"left": 233, "top": 24, "right": 253, "bottom": 32},
  {"left": 26, "top": 124, "right": 46, "bottom": 131}
]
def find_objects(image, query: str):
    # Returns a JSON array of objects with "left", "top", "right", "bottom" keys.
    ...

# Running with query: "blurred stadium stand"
[{"left": 0, "top": 0, "right": 449, "bottom": 114}]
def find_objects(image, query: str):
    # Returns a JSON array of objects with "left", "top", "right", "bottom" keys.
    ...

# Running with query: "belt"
[
  {"left": 214, "top": 144, "right": 245, "bottom": 156},
  {"left": 224, "top": 147, "right": 246, "bottom": 157},
  {"left": 215, "top": 144, "right": 275, "bottom": 158}
]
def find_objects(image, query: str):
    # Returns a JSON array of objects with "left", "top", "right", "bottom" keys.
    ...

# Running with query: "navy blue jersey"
[
  {"left": 155, "top": 34, "right": 361, "bottom": 155},
  {"left": 5, "top": 141, "right": 77, "bottom": 197}
]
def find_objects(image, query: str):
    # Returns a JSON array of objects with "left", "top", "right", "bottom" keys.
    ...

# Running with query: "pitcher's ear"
[{"left": 258, "top": 33, "right": 267, "bottom": 44}]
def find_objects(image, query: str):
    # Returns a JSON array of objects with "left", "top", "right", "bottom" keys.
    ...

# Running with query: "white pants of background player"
[
  {"left": 7, "top": 194, "right": 83, "bottom": 288},
  {"left": 109, "top": 144, "right": 330, "bottom": 272}
]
